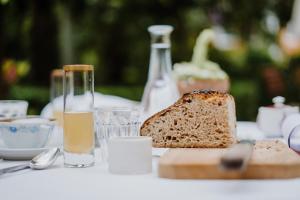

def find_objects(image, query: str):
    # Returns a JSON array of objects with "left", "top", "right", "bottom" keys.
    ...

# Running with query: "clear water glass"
[{"left": 94, "top": 107, "right": 141, "bottom": 163}]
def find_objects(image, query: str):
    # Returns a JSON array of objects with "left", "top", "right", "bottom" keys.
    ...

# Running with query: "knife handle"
[{"left": 220, "top": 143, "right": 253, "bottom": 171}]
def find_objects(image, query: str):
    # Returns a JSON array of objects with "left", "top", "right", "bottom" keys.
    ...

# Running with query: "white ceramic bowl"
[
  {"left": 0, "top": 100, "right": 28, "bottom": 118},
  {"left": 0, "top": 117, "right": 55, "bottom": 148}
]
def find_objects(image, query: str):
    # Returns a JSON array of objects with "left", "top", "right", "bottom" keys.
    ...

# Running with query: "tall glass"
[
  {"left": 63, "top": 65, "right": 95, "bottom": 168},
  {"left": 50, "top": 69, "right": 64, "bottom": 127}
]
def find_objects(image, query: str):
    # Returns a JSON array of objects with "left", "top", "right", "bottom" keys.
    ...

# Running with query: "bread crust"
[{"left": 177, "top": 79, "right": 230, "bottom": 95}]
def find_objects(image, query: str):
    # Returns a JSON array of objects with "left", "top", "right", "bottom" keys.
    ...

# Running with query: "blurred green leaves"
[
  {"left": 0, "top": 0, "right": 298, "bottom": 120},
  {"left": 0, "top": 0, "right": 9, "bottom": 5}
]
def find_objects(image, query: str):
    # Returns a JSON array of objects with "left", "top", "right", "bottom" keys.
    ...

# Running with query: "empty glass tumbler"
[
  {"left": 95, "top": 107, "right": 141, "bottom": 162},
  {"left": 63, "top": 65, "right": 95, "bottom": 168}
]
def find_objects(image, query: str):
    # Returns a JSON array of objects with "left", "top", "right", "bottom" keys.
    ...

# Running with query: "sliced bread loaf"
[{"left": 140, "top": 90, "right": 237, "bottom": 148}]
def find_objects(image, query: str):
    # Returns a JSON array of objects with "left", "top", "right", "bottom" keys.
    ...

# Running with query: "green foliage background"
[{"left": 0, "top": 0, "right": 299, "bottom": 120}]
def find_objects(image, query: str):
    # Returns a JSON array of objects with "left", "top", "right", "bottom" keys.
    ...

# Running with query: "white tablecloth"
[{"left": 1, "top": 122, "right": 300, "bottom": 200}]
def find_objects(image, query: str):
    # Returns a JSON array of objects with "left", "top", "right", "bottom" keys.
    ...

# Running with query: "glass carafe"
[{"left": 141, "top": 25, "right": 180, "bottom": 120}]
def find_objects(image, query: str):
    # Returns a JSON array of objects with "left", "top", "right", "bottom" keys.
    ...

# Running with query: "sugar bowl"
[{"left": 257, "top": 96, "right": 299, "bottom": 137}]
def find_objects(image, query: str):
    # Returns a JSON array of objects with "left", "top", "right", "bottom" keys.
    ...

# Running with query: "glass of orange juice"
[{"left": 63, "top": 64, "right": 95, "bottom": 168}]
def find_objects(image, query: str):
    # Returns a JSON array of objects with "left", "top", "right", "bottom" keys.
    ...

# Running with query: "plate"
[
  {"left": 0, "top": 147, "right": 48, "bottom": 160},
  {"left": 0, "top": 139, "right": 49, "bottom": 160}
]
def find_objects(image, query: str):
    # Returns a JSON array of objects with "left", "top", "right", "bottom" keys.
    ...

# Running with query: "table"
[{"left": 1, "top": 122, "right": 300, "bottom": 200}]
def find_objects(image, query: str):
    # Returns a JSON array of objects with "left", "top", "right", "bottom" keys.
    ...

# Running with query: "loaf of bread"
[{"left": 140, "top": 90, "right": 237, "bottom": 148}]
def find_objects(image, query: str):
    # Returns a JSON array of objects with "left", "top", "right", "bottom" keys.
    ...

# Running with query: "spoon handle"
[{"left": 0, "top": 164, "right": 29, "bottom": 176}]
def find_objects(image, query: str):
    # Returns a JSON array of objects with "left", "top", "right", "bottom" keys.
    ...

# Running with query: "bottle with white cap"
[{"left": 141, "top": 25, "right": 180, "bottom": 121}]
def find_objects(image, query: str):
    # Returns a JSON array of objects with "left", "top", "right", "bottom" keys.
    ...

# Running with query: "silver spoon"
[{"left": 0, "top": 148, "right": 60, "bottom": 176}]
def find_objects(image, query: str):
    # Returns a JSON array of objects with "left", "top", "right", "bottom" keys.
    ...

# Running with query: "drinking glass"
[
  {"left": 50, "top": 69, "right": 64, "bottom": 127},
  {"left": 63, "top": 64, "right": 95, "bottom": 168},
  {"left": 287, "top": 124, "right": 300, "bottom": 154},
  {"left": 94, "top": 107, "right": 141, "bottom": 163}
]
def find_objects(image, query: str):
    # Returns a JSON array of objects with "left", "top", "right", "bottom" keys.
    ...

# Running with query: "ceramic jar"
[{"left": 257, "top": 96, "right": 299, "bottom": 137}]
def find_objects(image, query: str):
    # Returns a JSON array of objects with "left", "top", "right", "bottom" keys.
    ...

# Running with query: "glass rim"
[
  {"left": 63, "top": 64, "right": 94, "bottom": 72},
  {"left": 95, "top": 106, "right": 141, "bottom": 112},
  {"left": 97, "top": 121, "right": 141, "bottom": 126},
  {"left": 109, "top": 136, "right": 151, "bottom": 142}
]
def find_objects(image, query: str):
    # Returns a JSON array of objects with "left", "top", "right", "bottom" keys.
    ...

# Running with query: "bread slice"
[{"left": 140, "top": 90, "right": 237, "bottom": 148}]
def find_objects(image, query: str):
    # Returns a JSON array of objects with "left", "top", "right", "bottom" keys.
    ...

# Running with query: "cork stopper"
[
  {"left": 63, "top": 64, "right": 94, "bottom": 72},
  {"left": 51, "top": 69, "right": 64, "bottom": 77}
]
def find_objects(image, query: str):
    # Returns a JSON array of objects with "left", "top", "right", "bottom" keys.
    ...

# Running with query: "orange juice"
[
  {"left": 63, "top": 112, "right": 94, "bottom": 154},
  {"left": 53, "top": 110, "right": 64, "bottom": 127}
]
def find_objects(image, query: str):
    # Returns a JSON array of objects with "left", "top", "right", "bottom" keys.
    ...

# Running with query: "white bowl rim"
[
  {"left": 0, "top": 121, "right": 56, "bottom": 125},
  {"left": 0, "top": 100, "right": 28, "bottom": 104},
  {"left": 0, "top": 116, "right": 56, "bottom": 125}
]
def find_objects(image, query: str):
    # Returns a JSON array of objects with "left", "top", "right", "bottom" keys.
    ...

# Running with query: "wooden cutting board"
[{"left": 158, "top": 140, "right": 300, "bottom": 179}]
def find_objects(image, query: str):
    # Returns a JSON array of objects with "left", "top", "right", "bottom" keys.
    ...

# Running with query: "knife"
[{"left": 219, "top": 140, "right": 255, "bottom": 171}]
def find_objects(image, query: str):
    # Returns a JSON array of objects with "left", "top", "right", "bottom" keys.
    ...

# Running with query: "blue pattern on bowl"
[
  {"left": 0, "top": 122, "right": 55, "bottom": 148},
  {"left": 9, "top": 126, "right": 17, "bottom": 133}
]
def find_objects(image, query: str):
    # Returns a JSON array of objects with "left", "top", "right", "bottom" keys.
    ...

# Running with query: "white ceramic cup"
[
  {"left": 257, "top": 106, "right": 299, "bottom": 138},
  {"left": 108, "top": 136, "right": 152, "bottom": 174}
]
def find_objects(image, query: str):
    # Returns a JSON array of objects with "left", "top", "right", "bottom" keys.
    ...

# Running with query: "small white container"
[
  {"left": 108, "top": 136, "right": 152, "bottom": 174},
  {"left": 257, "top": 96, "right": 299, "bottom": 137}
]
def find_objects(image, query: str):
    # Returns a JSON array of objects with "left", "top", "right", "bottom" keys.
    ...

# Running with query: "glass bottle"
[
  {"left": 141, "top": 25, "right": 179, "bottom": 120},
  {"left": 50, "top": 69, "right": 64, "bottom": 127}
]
